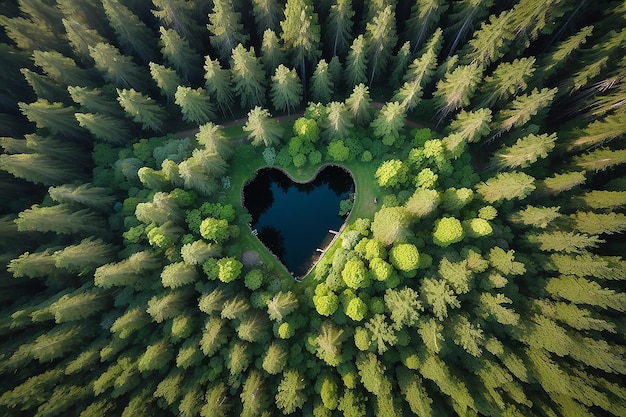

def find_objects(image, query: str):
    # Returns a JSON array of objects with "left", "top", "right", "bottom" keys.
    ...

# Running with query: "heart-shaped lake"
[{"left": 243, "top": 165, "right": 355, "bottom": 277}]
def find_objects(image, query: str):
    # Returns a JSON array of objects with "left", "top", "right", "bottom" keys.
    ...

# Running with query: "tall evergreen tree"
[
  {"left": 230, "top": 44, "right": 267, "bottom": 109},
  {"left": 270, "top": 64, "right": 303, "bottom": 115},
  {"left": 159, "top": 26, "right": 202, "bottom": 82},
  {"left": 364, "top": 5, "right": 397, "bottom": 85},
  {"left": 243, "top": 106, "right": 285, "bottom": 147},
  {"left": 117, "top": 88, "right": 167, "bottom": 132},
  {"left": 405, "top": 0, "right": 448, "bottom": 52},
  {"left": 174, "top": 86, "right": 216, "bottom": 125},
  {"left": 207, "top": 0, "right": 249, "bottom": 62},
  {"left": 344, "top": 34, "right": 369, "bottom": 88},
  {"left": 89, "top": 43, "right": 148, "bottom": 90},
  {"left": 280, "top": 0, "right": 322, "bottom": 87},
  {"left": 203, "top": 57, "right": 234, "bottom": 117},
  {"left": 260, "top": 29, "right": 287, "bottom": 76},
  {"left": 251, "top": 0, "right": 283, "bottom": 37},
  {"left": 325, "top": 0, "right": 355, "bottom": 57},
  {"left": 149, "top": 62, "right": 184, "bottom": 103},
  {"left": 102, "top": 0, "right": 157, "bottom": 63}
]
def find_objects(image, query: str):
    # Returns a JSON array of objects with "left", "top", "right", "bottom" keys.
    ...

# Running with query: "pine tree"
[
  {"left": 567, "top": 113, "right": 626, "bottom": 151},
  {"left": 75, "top": 112, "right": 132, "bottom": 144},
  {"left": 325, "top": 0, "right": 355, "bottom": 57},
  {"left": 370, "top": 101, "right": 405, "bottom": 144},
  {"left": 149, "top": 62, "right": 183, "bottom": 103},
  {"left": 364, "top": 5, "right": 397, "bottom": 85},
  {"left": 175, "top": 86, "right": 216, "bottom": 124},
  {"left": 478, "top": 57, "right": 535, "bottom": 107},
  {"left": 573, "top": 148, "right": 626, "bottom": 173},
  {"left": 15, "top": 203, "right": 107, "bottom": 235},
  {"left": 280, "top": 0, "right": 322, "bottom": 86},
  {"left": 230, "top": 44, "right": 267, "bottom": 109},
  {"left": 493, "top": 132, "right": 557, "bottom": 169},
  {"left": 526, "top": 231, "right": 604, "bottom": 253},
  {"left": 18, "top": 99, "right": 84, "bottom": 138},
  {"left": 397, "top": 367, "right": 434, "bottom": 416},
  {"left": 539, "top": 171, "right": 587, "bottom": 195},
  {"left": 494, "top": 87, "right": 557, "bottom": 134},
  {"left": 89, "top": 43, "right": 148, "bottom": 90},
  {"left": 50, "top": 284, "right": 111, "bottom": 323},
  {"left": 203, "top": 57, "right": 235, "bottom": 117},
  {"left": 20, "top": 68, "right": 68, "bottom": 103},
  {"left": 161, "top": 262, "right": 199, "bottom": 288},
  {"left": 270, "top": 64, "right": 303, "bottom": 115},
  {"left": 240, "top": 370, "right": 269, "bottom": 417},
  {"left": 420, "top": 277, "right": 460, "bottom": 320},
  {"left": 53, "top": 237, "right": 116, "bottom": 272},
  {"left": 207, "top": 0, "right": 249, "bottom": 62},
  {"left": 476, "top": 172, "right": 536, "bottom": 203},
  {"left": 275, "top": 369, "right": 307, "bottom": 414},
  {"left": 345, "top": 83, "right": 373, "bottom": 125},
  {"left": 322, "top": 101, "right": 354, "bottom": 140},
  {"left": 405, "top": 0, "right": 448, "bottom": 52},
  {"left": 243, "top": 106, "right": 284, "bottom": 147},
  {"left": 535, "top": 25, "right": 593, "bottom": 85},
  {"left": 445, "top": 0, "right": 494, "bottom": 56},
  {"left": 61, "top": 18, "right": 107, "bottom": 64},
  {"left": 389, "top": 41, "right": 412, "bottom": 89},
  {"left": 117, "top": 88, "right": 167, "bottom": 132},
  {"left": 151, "top": 0, "right": 200, "bottom": 39},
  {"left": 94, "top": 251, "right": 161, "bottom": 289},
  {"left": 251, "top": 0, "right": 283, "bottom": 37},
  {"left": 67, "top": 85, "right": 122, "bottom": 116},
  {"left": 102, "top": 0, "right": 157, "bottom": 63},
  {"left": 344, "top": 35, "right": 369, "bottom": 88},
  {"left": 260, "top": 29, "right": 286, "bottom": 76},
  {"left": 571, "top": 211, "right": 626, "bottom": 236},
  {"left": 159, "top": 26, "right": 202, "bottom": 81},
  {"left": 196, "top": 122, "right": 233, "bottom": 160},
  {"left": 0, "top": 153, "right": 80, "bottom": 186},
  {"left": 581, "top": 190, "right": 626, "bottom": 210},
  {"left": 433, "top": 63, "right": 482, "bottom": 123},
  {"left": 32, "top": 50, "right": 96, "bottom": 88},
  {"left": 310, "top": 59, "right": 334, "bottom": 104},
  {"left": 461, "top": 11, "right": 515, "bottom": 68}
]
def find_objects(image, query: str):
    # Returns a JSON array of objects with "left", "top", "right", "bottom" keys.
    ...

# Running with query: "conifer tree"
[
  {"left": 445, "top": 0, "right": 494, "bottom": 56},
  {"left": 270, "top": 64, "right": 303, "bottom": 115},
  {"left": 18, "top": 99, "right": 84, "bottom": 138},
  {"left": 476, "top": 172, "right": 536, "bottom": 203},
  {"left": 280, "top": 0, "right": 321, "bottom": 86},
  {"left": 364, "top": 5, "right": 397, "bottom": 85},
  {"left": 258, "top": 29, "right": 284, "bottom": 78},
  {"left": 251, "top": 0, "right": 283, "bottom": 37},
  {"left": 345, "top": 83, "right": 373, "bottom": 125},
  {"left": 322, "top": 101, "right": 354, "bottom": 140},
  {"left": 61, "top": 18, "right": 107, "bottom": 64},
  {"left": 433, "top": 63, "right": 482, "bottom": 123},
  {"left": 343, "top": 35, "right": 369, "bottom": 88},
  {"left": 243, "top": 106, "right": 284, "bottom": 147},
  {"left": 275, "top": 369, "right": 307, "bottom": 413},
  {"left": 75, "top": 112, "right": 132, "bottom": 144},
  {"left": 90, "top": 43, "right": 149, "bottom": 90},
  {"left": 203, "top": 57, "right": 235, "bottom": 117},
  {"left": 310, "top": 59, "right": 334, "bottom": 104},
  {"left": 102, "top": 0, "right": 157, "bottom": 63},
  {"left": 325, "top": 0, "right": 355, "bottom": 57},
  {"left": 159, "top": 26, "right": 202, "bottom": 81},
  {"left": 207, "top": 0, "right": 249, "bottom": 62},
  {"left": 230, "top": 44, "right": 267, "bottom": 108},
  {"left": 117, "top": 88, "right": 167, "bottom": 132},
  {"left": 493, "top": 132, "right": 557, "bottom": 169},
  {"left": 151, "top": 0, "right": 200, "bottom": 39},
  {"left": 0, "top": 153, "right": 80, "bottom": 186},
  {"left": 405, "top": 0, "right": 448, "bottom": 52},
  {"left": 149, "top": 62, "right": 183, "bottom": 103},
  {"left": 175, "top": 86, "right": 216, "bottom": 125}
]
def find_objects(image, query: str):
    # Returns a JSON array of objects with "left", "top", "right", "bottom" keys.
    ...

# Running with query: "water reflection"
[{"left": 243, "top": 166, "right": 354, "bottom": 277}]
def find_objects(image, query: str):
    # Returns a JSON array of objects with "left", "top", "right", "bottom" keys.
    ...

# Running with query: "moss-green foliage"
[{"left": 1, "top": 2, "right": 625, "bottom": 417}]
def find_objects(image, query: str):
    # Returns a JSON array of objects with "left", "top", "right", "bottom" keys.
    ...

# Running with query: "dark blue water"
[{"left": 243, "top": 166, "right": 354, "bottom": 277}]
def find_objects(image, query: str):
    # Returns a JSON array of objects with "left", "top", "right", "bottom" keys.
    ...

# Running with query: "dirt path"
[{"left": 173, "top": 102, "right": 424, "bottom": 139}]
